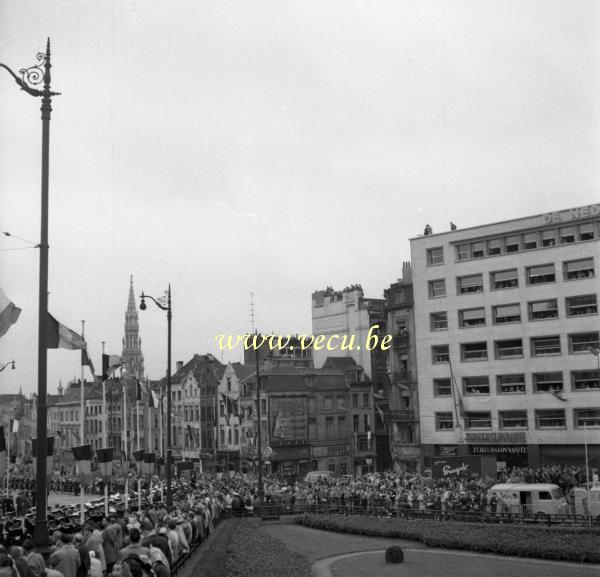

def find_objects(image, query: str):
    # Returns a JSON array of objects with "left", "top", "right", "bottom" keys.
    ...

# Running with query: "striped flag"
[
  {"left": 47, "top": 314, "right": 86, "bottom": 349},
  {"left": 96, "top": 448, "right": 114, "bottom": 480},
  {"left": 72, "top": 444, "right": 92, "bottom": 478},
  {"left": 102, "top": 354, "right": 122, "bottom": 380},
  {"left": 143, "top": 452, "right": 155, "bottom": 477},
  {"left": 31, "top": 436, "right": 55, "bottom": 476},
  {"left": 0, "top": 287, "right": 21, "bottom": 338},
  {"left": 82, "top": 348, "right": 95, "bottom": 376}
]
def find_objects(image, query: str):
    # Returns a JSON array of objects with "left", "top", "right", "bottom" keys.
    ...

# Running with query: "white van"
[
  {"left": 490, "top": 483, "right": 568, "bottom": 519},
  {"left": 572, "top": 485, "right": 600, "bottom": 521}
]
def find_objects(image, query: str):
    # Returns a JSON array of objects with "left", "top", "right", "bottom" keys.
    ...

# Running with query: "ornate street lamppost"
[
  {"left": 0, "top": 39, "right": 60, "bottom": 550},
  {"left": 140, "top": 286, "right": 172, "bottom": 506},
  {"left": 0, "top": 360, "right": 16, "bottom": 372}
]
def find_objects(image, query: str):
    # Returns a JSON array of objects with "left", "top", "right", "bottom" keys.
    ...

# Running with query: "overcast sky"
[{"left": 1, "top": 0, "right": 599, "bottom": 396}]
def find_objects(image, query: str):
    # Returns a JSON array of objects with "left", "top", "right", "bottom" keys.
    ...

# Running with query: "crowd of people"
[{"left": 0, "top": 463, "right": 595, "bottom": 577}]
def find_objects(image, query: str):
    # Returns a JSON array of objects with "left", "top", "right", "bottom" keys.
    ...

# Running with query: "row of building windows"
[
  {"left": 431, "top": 332, "right": 599, "bottom": 364},
  {"left": 431, "top": 297, "right": 598, "bottom": 330},
  {"left": 426, "top": 221, "right": 598, "bottom": 265},
  {"left": 59, "top": 409, "right": 80, "bottom": 422},
  {"left": 435, "top": 408, "right": 600, "bottom": 430},
  {"left": 432, "top": 370, "right": 600, "bottom": 396},
  {"left": 428, "top": 259, "right": 595, "bottom": 298}
]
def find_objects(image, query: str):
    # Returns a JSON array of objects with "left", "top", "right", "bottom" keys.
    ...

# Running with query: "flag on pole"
[
  {"left": 132, "top": 449, "right": 145, "bottom": 474},
  {"left": 47, "top": 314, "right": 86, "bottom": 349},
  {"left": 96, "top": 448, "right": 113, "bottom": 480},
  {"left": 72, "top": 444, "right": 92, "bottom": 478},
  {"left": 12, "top": 419, "right": 19, "bottom": 434},
  {"left": 136, "top": 379, "right": 143, "bottom": 402},
  {"left": 81, "top": 348, "right": 95, "bottom": 376},
  {"left": 375, "top": 404, "right": 385, "bottom": 424},
  {"left": 0, "top": 287, "right": 21, "bottom": 338},
  {"left": 102, "top": 354, "right": 122, "bottom": 380},
  {"left": 143, "top": 452, "right": 155, "bottom": 477},
  {"left": 0, "top": 426, "right": 6, "bottom": 477},
  {"left": 149, "top": 389, "right": 159, "bottom": 409}
]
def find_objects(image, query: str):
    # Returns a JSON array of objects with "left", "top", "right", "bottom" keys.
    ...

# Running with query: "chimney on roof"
[{"left": 176, "top": 361, "right": 184, "bottom": 372}]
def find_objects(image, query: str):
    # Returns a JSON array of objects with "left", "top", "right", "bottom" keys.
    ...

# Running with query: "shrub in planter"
[{"left": 385, "top": 546, "right": 404, "bottom": 564}]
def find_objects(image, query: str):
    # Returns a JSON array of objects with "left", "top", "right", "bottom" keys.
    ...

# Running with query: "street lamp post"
[
  {"left": 0, "top": 361, "right": 16, "bottom": 373},
  {"left": 1, "top": 39, "right": 60, "bottom": 551},
  {"left": 140, "top": 286, "right": 172, "bottom": 506},
  {"left": 254, "top": 334, "right": 264, "bottom": 506}
]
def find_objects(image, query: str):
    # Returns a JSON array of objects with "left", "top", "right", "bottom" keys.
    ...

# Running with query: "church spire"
[{"left": 122, "top": 276, "right": 144, "bottom": 378}]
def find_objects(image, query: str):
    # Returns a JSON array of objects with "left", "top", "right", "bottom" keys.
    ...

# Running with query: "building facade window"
[
  {"left": 571, "top": 370, "right": 600, "bottom": 391},
  {"left": 568, "top": 332, "right": 600, "bottom": 353},
  {"left": 429, "top": 279, "right": 446, "bottom": 298},
  {"left": 430, "top": 311, "right": 448, "bottom": 330},
  {"left": 541, "top": 229, "right": 556, "bottom": 246},
  {"left": 491, "top": 269, "right": 518, "bottom": 290},
  {"left": 352, "top": 393, "right": 359, "bottom": 408},
  {"left": 560, "top": 226, "right": 576, "bottom": 244},
  {"left": 574, "top": 408, "right": 600, "bottom": 428},
  {"left": 495, "top": 339, "right": 523, "bottom": 359},
  {"left": 505, "top": 235, "right": 520, "bottom": 253},
  {"left": 533, "top": 372, "right": 563, "bottom": 392},
  {"left": 526, "top": 264, "right": 555, "bottom": 285},
  {"left": 566, "top": 294, "right": 597, "bottom": 317},
  {"left": 492, "top": 303, "right": 521, "bottom": 324},
  {"left": 579, "top": 223, "right": 595, "bottom": 241},
  {"left": 457, "top": 274, "right": 484, "bottom": 294},
  {"left": 531, "top": 335, "right": 561, "bottom": 356},
  {"left": 460, "top": 341, "right": 488, "bottom": 361},
  {"left": 528, "top": 299, "right": 558, "bottom": 321},
  {"left": 432, "top": 345, "right": 450, "bottom": 363},
  {"left": 463, "top": 376, "right": 490, "bottom": 395},
  {"left": 427, "top": 247, "right": 444, "bottom": 266},
  {"left": 497, "top": 374, "right": 526, "bottom": 394},
  {"left": 362, "top": 393, "right": 370, "bottom": 408},
  {"left": 488, "top": 238, "right": 502, "bottom": 255},
  {"left": 459, "top": 307, "right": 485, "bottom": 327},
  {"left": 353, "top": 414, "right": 359, "bottom": 432},
  {"left": 435, "top": 412, "right": 453, "bottom": 430},
  {"left": 564, "top": 258, "right": 594, "bottom": 280},
  {"left": 433, "top": 378, "right": 452, "bottom": 397},
  {"left": 522, "top": 232, "right": 538, "bottom": 250},
  {"left": 499, "top": 410, "right": 528, "bottom": 429},
  {"left": 464, "top": 412, "right": 492, "bottom": 429},
  {"left": 325, "top": 416, "right": 334, "bottom": 438},
  {"left": 535, "top": 409, "right": 566, "bottom": 429}
]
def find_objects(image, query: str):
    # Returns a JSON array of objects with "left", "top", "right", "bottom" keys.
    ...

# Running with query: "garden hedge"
[
  {"left": 296, "top": 514, "right": 600, "bottom": 564},
  {"left": 223, "top": 518, "right": 312, "bottom": 577}
]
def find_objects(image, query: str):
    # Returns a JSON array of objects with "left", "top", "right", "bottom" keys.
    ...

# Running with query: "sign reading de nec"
[{"left": 543, "top": 204, "right": 600, "bottom": 224}]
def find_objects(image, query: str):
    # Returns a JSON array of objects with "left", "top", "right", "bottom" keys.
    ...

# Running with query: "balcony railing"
[
  {"left": 393, "top": 370, "right": 412, "bottom": 384},
  {"left": 393, "top": 333, "right": 409, "bottom": 349}
]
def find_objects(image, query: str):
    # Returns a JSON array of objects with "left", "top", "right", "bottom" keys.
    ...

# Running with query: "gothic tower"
[{"left": 122, "top": 276, "right": 145, "bottom": 378}]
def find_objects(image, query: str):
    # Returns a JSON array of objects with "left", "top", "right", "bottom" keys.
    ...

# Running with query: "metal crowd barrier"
[{"left": 253, "top": 500, "right": 600, "bottom": 527}]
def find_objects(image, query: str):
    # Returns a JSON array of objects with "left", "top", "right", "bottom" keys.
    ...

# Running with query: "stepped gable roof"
[{"left": 167, "top": 353, "right": 225, "bottom": 386}]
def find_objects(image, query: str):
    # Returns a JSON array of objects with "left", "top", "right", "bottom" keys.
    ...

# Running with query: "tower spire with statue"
[{"left": 122, "top": 276, "right": 145, "bottom": 379}]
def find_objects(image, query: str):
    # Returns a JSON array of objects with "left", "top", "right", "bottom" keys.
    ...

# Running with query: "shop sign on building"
[{"left": 465, "top": 432, "right": 526, "bottom": 444}]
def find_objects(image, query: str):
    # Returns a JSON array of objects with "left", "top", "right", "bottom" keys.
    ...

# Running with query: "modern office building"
[{"left": 410, "top": 203, "right": 600, "bottom": 469}]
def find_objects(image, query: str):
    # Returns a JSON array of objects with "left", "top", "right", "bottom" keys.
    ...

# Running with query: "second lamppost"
[{"left": 140, "top": 285, "right": 172, "bottom": 506}]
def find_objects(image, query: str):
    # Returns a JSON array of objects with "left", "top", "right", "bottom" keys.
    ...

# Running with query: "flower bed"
[
  {"left": 223, "top": 518, "right": 312, "bottom": 577},
  {"left": 296, "top": 514, "right": 600, "bottom": 564}
]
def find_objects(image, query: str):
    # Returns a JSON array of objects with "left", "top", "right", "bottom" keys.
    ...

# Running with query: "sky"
[{"left": 1, "top": 0, "right": 599, "bottom": 396}]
